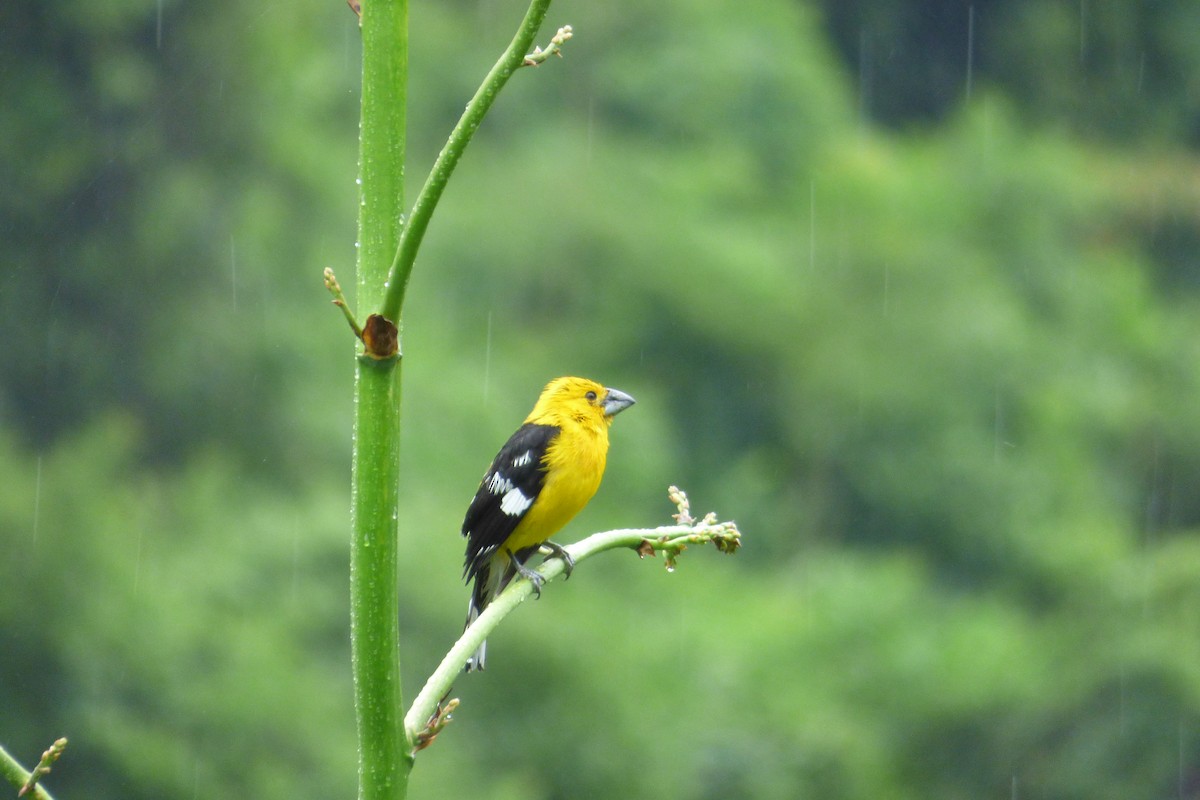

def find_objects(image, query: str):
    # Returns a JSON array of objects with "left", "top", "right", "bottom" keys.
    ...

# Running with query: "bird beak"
[{"left": 602, "top": 387, "right": 636, "bottom": 417}]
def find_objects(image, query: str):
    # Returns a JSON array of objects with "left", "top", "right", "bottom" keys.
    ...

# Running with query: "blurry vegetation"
[
  {"left": 3, "top": 0, "right": 1200, "bottom": 798},
  {"left": 821, "top": 0, "right": 1200, "bottom": 145}
]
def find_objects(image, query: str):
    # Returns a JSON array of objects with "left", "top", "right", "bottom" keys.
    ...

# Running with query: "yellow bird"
[{"left": 461, "top": 376, "right": 635, "bottom": 671}]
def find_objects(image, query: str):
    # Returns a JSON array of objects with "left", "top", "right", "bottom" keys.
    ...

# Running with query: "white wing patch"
[
  {"left": 511, "top": 450, "right": 534, "bottom": 468},
  {"left": 486, "top": 472, "right": 514, "bottom": 495},
  {"left": 500, "top": 487, "right": 534, "bottom": 517}
]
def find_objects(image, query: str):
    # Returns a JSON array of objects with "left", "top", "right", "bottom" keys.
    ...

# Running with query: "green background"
[{"left": 4, "top": 0, "right": 1200, "bottom": 797}]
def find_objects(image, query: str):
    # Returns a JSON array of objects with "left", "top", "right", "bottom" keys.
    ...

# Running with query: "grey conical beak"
[{"left": 602, "top": 387, "right": 636, "bottom": 417}]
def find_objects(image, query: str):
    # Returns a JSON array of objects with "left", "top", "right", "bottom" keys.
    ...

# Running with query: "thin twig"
[
  {"left": 324, "top": 267, "right": 364, "bottom": 340},
  {"left": 0, "top": 738, "right": 66, "bottom": 800}
]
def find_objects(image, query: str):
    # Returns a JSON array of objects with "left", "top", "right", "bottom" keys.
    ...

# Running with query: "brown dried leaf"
[{"left": 361, "top": 313, "right": 399, "bottom": 358}]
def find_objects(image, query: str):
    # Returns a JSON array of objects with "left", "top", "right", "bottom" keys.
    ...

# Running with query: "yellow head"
[{"left": 525, "top": 376, "right": 636, "bottom": 428}]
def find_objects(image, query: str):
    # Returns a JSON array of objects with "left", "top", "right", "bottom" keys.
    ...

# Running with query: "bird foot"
[
  {"left": 539, "top": 540, "right": 575, "bottom": 579},
  {"left": 511, "top": 556, "right": 546, "bottom": 598}
]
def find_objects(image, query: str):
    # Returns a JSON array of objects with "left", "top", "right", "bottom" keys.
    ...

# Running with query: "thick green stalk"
[
  {"left": 352, "top": 0, "right": 410, "bottom": 797},
  {"left": 379, "top": 0, "right": 556, "bottom": 322}
]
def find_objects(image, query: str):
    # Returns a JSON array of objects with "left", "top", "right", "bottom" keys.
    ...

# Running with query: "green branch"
[
  {"left": 378, "top": 3, "right": 571, "bottom": 322},
  {"left": 0, "top": 738, "right": 66, "bottom": 800},
  {"left": 351, "top": 0, "right": 408, "bottom": 798},
  {"left": 405, "top": 487, "right": 741, "bottom": 746}
]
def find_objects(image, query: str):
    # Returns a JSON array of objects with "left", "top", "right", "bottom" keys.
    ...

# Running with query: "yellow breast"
[{"left": 504, "top": 422, "right": 609, "bottom": 554}]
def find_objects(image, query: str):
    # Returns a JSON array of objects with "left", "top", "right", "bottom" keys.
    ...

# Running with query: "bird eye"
[{"left": 585, "top": 390, "right": 597, "bottom": 402}]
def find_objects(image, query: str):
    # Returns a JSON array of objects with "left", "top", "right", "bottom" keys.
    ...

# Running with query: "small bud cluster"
[
  {"left": 639, "top": 486, "right": 742, "bottom": 571},
  {"left": 524, "top": 25, "right": 575, "bottom": 66},
  {"left": 18, "top": 737, "right": 67, "bottom": 798}
]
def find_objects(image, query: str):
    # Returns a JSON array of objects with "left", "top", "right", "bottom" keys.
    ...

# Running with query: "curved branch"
[{"left": 404, "top": 489, "right": 740, "bottom": 744}]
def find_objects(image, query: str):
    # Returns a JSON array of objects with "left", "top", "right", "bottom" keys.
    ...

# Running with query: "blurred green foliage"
[
  {"left": 3, "top": 0, "right": 1200, "bottom": 798},
  {"left": 821, "top": 0, "right": 1200, "bottom": 145}
]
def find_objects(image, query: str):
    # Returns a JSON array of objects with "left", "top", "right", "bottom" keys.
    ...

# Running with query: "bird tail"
[
  {"left": 464, "top": 602, "right": 487, "bottom": 672},
  {"left": 464, "top": 557, "right": 501, "bottom": 672}
]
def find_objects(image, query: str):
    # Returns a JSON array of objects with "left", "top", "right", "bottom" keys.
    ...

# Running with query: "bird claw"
[
  {"left": 512, "top": 557, "right": 546, "bottom": 598},
  {"left": 540, "top": 540, "right": 575, "bottom": 579},
  {"left": 508, "top": 541, "right": 574, "bottom": 599}
]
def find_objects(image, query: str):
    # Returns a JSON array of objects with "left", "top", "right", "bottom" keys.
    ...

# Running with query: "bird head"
[{"left": 526, "top": 377, "right": 636, "bottom": 427}]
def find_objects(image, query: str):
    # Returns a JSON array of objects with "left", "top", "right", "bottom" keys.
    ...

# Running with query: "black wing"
[{"left": 462, "top": 422, "right": 558, "bottom": 581}]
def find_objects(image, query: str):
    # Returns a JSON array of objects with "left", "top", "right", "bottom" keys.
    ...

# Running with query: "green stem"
[
  {"left": 403, "top": 520, "right": 741, "bottom": 739},
  {"left": 357, "top": 0, "right": 407, "bottom": 314},
  {"left": 352, "top": 355, "right": 408, "bottom": 791},
  {"left": 352, "top": 0, "right": 409, "bottom": 796},
  {"left": 379, "top": 0, "right": 557, "bottom": 322}
]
